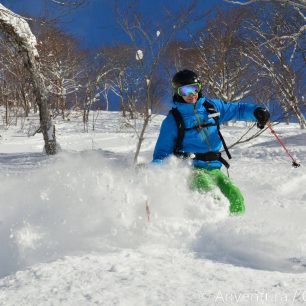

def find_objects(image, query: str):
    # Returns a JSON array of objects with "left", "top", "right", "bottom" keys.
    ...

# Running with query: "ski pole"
[
  {"left": 145, "top": 199, "right": 151, "bottom": 223},
  {"left": 266, "top": 122, "right": 300, "bottom": 168}
]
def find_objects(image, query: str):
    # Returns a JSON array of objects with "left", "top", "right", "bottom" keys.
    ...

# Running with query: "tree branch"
[
  {"left": 224, "top": 0, "right": 306, "bottom": 9},
  {"left": 50, "top": 0, "right": 88, "bottom": 7}
]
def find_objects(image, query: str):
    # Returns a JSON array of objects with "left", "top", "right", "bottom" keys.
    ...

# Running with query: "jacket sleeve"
[
  {"left": 152, "top": 114, "right": 177, "bottom": 163},
  {"left": 210, "top": 99, "right": 260, "bottom": 124}
]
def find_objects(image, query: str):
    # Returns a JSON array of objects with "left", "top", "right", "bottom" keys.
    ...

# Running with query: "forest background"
[{"left": 0, "top": 0, "right": 305, "bottom": 159}]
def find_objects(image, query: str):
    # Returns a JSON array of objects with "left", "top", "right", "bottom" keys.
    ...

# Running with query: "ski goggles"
[{"left": 177, "top": 83, "right": 202, "bottom": 96}]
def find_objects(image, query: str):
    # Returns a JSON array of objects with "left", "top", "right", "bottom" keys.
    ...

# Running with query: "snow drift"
[{"left": 0, "top": 111, "right": 306, "bottom": 305}]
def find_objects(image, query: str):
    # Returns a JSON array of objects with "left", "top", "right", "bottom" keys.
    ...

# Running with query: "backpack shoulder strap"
[
  {"left": 203, "top": 100, "right": 232, "bottom": 160},
  {"left": 169, "top": 108, "right": 185, "bottom": 154},
  {"left": 203, "top": 99, "right": 218, "bottom": 116}
]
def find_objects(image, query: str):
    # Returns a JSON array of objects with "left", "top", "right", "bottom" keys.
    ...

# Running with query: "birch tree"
[
  {"left": 97, "top": 44, "right": 138, "bottom": 118},
  {"left": 50, "top": 0, "right": 88, "bottom": 7},
  {"left": 0, "top": 4, "right": 57, "bottom": 154},
  {"left": 0, "top": 36, "right": 35, "bottom": 120},
  {"left": 225, "top": 0, "right": 306, "bottom": 10},
  {"left": 241, "top": 3, "right": 306, "bottom": 128},
  {"left": 114, "top": 1, "right": 198, "bottom": 164},
  {"left": 164, "top": 7, "right": 262, "bottom": 106},
  {"left": 195, "top": 7, "right": 258, "bottom": 102},
  {"left": 37, "top": 24, "right": 86, "bottom": 118}
]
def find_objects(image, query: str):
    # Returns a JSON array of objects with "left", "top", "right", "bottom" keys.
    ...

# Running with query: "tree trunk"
[
  {"left": 134, "top": 114, "right": 150, "bottom": 164},
  {"left": 0, "top": 4, "right": 57, "bottom": 154},
  {"left": 5, "top": 95, "right": 8, "bottom": 127},
  {"left": 291, "top": 100, "right": 306, "bottom": 129}
]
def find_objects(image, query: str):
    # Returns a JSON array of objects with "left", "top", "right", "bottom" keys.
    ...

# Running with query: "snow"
[
  {"left": 136, "top": 50, "right": 144, "bottom": 61},
  {"left": 0, "top": 4, "right": 39, "bottom": 58},
  {"left": 0, "top": 110, "right": 306, "bottom": 305}
]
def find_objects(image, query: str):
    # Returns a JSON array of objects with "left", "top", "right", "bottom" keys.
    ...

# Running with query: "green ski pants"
[{"left": 189, "top": 168, "right": 245, "bottom": 214}]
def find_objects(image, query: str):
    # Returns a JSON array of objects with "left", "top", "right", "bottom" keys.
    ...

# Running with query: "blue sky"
[
  {"left": 1, "top": 1, "right": 303, "bottom": 118},
  {"left": 1, "top": 0, "right": 231, "bottom": 49},
  {"left": 0, "top": 0, "right": 234, "bottom": 112}
]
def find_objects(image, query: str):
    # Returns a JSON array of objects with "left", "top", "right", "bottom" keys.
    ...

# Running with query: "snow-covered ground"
[{"left": 0, "top": 111, "right": 306, "bottom": 306}]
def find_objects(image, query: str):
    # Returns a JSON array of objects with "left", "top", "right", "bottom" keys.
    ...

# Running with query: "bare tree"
[
  {"left": 81, "top": 70, "right": 101, "bottom": 132},
  {"left": 224, "top": 0, "right": 306, "bottom": 62},
  {"left": 225, "top": 0, "right": 306, "bottom": 10},
  {"left": 0, "top": 33, "right": 39, "bottom": 118},
  {"left": 37, "top": 23, "right": 86, "bottom": 118},
  {"left": 0, "top": 4, "right": 57, "bottom": 153},
  {"left": 194, "top": 7, "right": 259, "bottom": 102},
  {"left": 162, "top": 7, "right": 265, "bottom": 106},
  {"left": 97, "top": 44, "right": 138, "bottom": 117},
  {"left": 241, "top": 3, "right": 306, "bottom": 128},
  {"left": 113, "top": 1, "right": 199, "bottom": 164},
  {"left": 50, "top": 0, "right": 88, "bottom": 7}
]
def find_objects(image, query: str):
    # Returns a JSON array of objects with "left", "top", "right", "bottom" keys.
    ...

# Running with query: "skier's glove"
[{"left": 254, "top": 107, "right": 270, "bottom": 129}]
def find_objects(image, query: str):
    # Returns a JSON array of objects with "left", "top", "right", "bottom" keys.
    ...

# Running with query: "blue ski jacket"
[{"left": 152, "top": 97, "right": 260, "bottom": 169}]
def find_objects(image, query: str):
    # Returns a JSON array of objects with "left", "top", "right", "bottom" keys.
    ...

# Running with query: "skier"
[{"left": 152, "top": 69, "right": 270, "bottom": 214}]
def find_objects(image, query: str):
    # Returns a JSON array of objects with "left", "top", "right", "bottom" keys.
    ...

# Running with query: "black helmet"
[{"left": 172, "top": 69, "right": 200, "bottom": 89}]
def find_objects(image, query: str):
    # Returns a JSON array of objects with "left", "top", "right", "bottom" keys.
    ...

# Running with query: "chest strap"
[{"left": 185, "top": 122, "right": 216, "bottom": 131}]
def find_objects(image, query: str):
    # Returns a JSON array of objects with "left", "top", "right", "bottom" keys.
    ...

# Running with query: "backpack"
[{"left": 170, "top": 100, "right": 231, "bottom": 168}]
